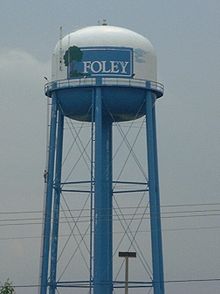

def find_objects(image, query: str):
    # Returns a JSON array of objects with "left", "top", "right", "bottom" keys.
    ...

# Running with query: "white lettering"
[
  {"left": 91, "top": 61, "right": 102, "bottom": 73},
  {"left": 83, "top": 61, "right": 91, "bottom": 73},
  {"left": 110, "top": 61, "right": 120, "bottom": 73},
  {"left": 120, "top": 61, "right": 129, "bottom": 74},
  {"left": 102, "top": 61, "right": 111, "bottom": 73},
  {"left": 82, "top": 60, "right": 130, "bottom": 75}
]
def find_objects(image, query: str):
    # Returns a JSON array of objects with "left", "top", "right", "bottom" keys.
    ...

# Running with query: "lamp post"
[{"left": 119, "top": 252, "right": 136, "bottom": 294}]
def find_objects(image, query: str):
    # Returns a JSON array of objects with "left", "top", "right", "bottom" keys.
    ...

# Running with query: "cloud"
[
  {"left": 0, "top": 49, "right": 50, "bottom": 209},
  {"left": 0, "top": 48, "right": 52, "bottom": 292}
]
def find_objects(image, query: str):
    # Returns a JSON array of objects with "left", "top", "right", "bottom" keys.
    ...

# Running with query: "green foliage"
[
  {"left": 63, "top": 46, "right": 83, "bottom": 66},
  {"left": 0, "top": 280, "right": 15, "bottom": 294}
]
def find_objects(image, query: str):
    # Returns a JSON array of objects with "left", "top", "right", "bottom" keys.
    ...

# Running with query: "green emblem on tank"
[{"left": 64, "top": 46, "right": 85, "bottom": 78}]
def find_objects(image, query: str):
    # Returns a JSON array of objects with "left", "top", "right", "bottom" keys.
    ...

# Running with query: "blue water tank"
[{"left": 45, "top": 25, "right": 163, "bottom": 121}]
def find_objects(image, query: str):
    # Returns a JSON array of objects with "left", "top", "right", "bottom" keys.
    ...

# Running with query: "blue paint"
[
  {"left": 146, "top": 91, "right": 164, "bottom": 294},
  {"left": 49, "top": 110, "right": 64, "bottom": 294},
  {"left": 41, "top": 77, "right": 165, "bottom": 294},
  {"left": 66, "top": 47, "right": 133, "bottom": 78},
  {"left": 93, "top": 87, "right": 113, "bottom": 294},
  {"left": 89, "top": 91, "right": 95, "bottom": 294},
  {"left": 40, "top": 94, "right": 58, "bottom": 294},
  {"left": 56, "top": 86, "right": 146, "bottom": 122}
]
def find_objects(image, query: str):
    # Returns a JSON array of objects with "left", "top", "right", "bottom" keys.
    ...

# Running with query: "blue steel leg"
[
  {"left": 49, "top": 110, "right": 64, "bottom": 294},
  {"left": 146, "top": 91, "right": 165, "bottom": 294},
  {"left": 90, "top": 91, "right": 95, "bottom": 293},
  {"left": 152, "top": 97, "right": 165, "bottom": 292},
  {"left": 94, "top": 87, "right": 113, "bottom": 294},
  {"left": 40, "top": 93, "right": 58, "bottom": 294}
]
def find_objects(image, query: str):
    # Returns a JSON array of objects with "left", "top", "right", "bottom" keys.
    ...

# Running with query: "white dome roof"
[{"left": 52, "top": 25, "right": 157, "bottom": 81}]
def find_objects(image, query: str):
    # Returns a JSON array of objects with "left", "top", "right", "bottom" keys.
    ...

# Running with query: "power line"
[
  {"left": 165, "top": 278, "right": 220, "bottom": 284},
  {"left": 9, "top": 278, "right": 220, "bottom": 288},
  {"left": 1, "top": 210, "right": 220, "bottom": 226},
  {"left": 1, "top": 207, "right": 220, "bottom": 221},
  {"left": 1, "top": 225, "right": 220, "bottom": 241},
  {"left": 1, "top": 201, "right": 220, "bottom": 215}
]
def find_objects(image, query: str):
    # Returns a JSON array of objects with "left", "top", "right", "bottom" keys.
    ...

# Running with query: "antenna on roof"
[
  {"left": 102, "top": 19, "right": 108, "bottom": 26},
  {"left": 59, "top": 26, "right": 63, "bottom": 71},
  {"left": 97, "top": 19, "right": 108, "bottom": 26}
]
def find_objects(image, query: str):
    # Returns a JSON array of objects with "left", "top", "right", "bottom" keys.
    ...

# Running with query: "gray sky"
[{"left": 0, "top": 0, "right": 220, "bottom": 293}]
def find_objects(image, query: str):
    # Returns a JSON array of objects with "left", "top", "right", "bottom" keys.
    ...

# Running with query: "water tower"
[{"left": 40, "top": 24, "right": 165, "bottom": 294}]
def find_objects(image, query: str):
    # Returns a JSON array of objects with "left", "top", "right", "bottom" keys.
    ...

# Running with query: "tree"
[
  {"left": 0, "top": 280, "right": 15, "bottom": 294},
  {"left": 63, "top": 46, "right": 83, "bottom": 66},
  {"left": 63, "top": 46, "right": 84, "bottom": 78}
]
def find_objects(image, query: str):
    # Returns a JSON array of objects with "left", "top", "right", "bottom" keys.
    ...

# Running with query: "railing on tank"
[
  {"left": 44, "top": 77, "right": 164, "bottom": 98},
  {"left": 44, "top": 78, "right": 96, "bottom": 93},
  {"left": 102, "top": 77, "right": 146, "bottom": 88}
]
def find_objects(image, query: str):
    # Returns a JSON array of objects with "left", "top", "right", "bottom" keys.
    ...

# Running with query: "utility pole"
[{"left": 119, "top": 252, "right": 137, "bottom": 294}]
